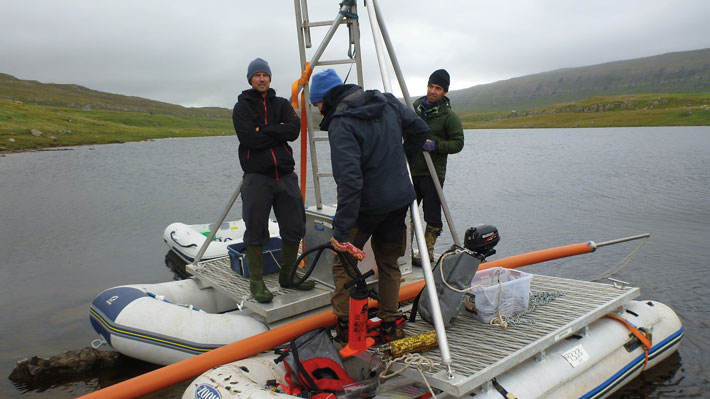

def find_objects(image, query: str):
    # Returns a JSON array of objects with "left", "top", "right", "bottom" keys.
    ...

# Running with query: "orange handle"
[{"left": 343, "top": 242, "right": 365, "bottom": 260}]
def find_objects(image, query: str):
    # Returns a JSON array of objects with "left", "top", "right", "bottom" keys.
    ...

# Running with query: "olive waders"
[
  {"left": 412, "top": 223, "right": 442, "bottom": 266},
  {"left": 245, "top": 242, "right": 315, "bottom": 304}
]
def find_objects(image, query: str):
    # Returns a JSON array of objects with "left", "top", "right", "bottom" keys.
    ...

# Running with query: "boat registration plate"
[{"left": 561, "top": 344, "right": 589, "bottom": 368}]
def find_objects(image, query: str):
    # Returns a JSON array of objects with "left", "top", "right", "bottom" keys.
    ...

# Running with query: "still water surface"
[{"left": 1, "top": 127, "right": 709, "bottom": 398}]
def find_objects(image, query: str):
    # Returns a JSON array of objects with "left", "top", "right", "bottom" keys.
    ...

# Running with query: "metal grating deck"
[
  {"left": 189, "top": 257, "right": 639, "bottom": 397},
  {"left": 188, "top": 256, "right": 333, "bottom": 323},
  {"left": 385, "top": 274, "right": 640, "bottom": 397}
]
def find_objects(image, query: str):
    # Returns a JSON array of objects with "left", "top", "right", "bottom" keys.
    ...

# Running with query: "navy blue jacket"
[
  {"left": 320, "top": 85, "right": 429, "bottom": 241},
  {"left": 232, "top": 88, "right": 300, "bottom": 179}
]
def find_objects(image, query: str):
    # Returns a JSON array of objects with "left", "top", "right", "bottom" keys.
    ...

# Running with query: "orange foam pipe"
[
  {"left": 479, "top": 241, "right": 595, "bottom": 270},
  {"left": 77, "top": 281, "right": 425, "bottom": 399}
]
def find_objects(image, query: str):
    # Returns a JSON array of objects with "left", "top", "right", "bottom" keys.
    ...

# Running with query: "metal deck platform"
[
  {"left": 187, "top": 256, "right": 333, "bottom": 324},
  {"left": 386, "top": 274, "right": 640, "bottom": 397}
]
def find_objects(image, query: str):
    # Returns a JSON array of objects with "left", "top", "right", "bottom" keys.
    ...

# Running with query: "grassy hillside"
[
  {"left": 0, "top": 99, "right": 233, "bottom": 152},
  {"left": 0, "top": 73, "right": 230, "bottom": 118},
  {"left": 459, "top": 93, "right": 710, "bottom": 129},
  {"left": 0, "top": 72, "right": 235, "bottom": 152},
  {"left": 448, "top": 48, "right": 710, "bottom": 113}
]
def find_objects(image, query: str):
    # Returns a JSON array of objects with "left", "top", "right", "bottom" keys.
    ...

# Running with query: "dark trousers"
[
  {"left": 413, "top": 175, "right": 445, "bottom": 228},
  {"left": 241, "top": 172, "right": 305, "bottom": 246},
  {"left": 331, "top": 205, "right": 408, "bottom": 322}
]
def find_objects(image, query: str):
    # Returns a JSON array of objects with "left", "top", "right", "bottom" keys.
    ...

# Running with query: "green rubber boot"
[
  {"left": 425, "top": 224, "right": 443, "bottom": 264},
  {"left": 279, "top": 241, "right": 315, "bottom": 291},
  {"left": 245, "top": 245, "right": 273, "bottom": 303}
]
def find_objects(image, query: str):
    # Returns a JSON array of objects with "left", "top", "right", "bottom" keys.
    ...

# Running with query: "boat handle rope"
[
  {"left": 91, "top": 337, "right": 107, "bottom": 349},
  {"left": 170, "top": 231, "right": 197, "bottom": 248}
]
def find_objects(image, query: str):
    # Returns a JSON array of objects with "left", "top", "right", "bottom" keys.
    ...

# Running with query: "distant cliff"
[{"left": 446, "top": 48, "right": 710, "bottom": 113}]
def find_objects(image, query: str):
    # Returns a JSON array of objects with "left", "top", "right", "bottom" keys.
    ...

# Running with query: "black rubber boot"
[
  {"left": 245, "top": 245, "right": 273, "bottom": 303},
  {"left": 279, "top": 241, "right": 315, "bottom": 291},
  {"left": 335, "top": 317, "right": 349, "bottom": 343}
]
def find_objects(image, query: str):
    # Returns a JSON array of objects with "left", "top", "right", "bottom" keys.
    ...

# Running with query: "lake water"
[{"left": 1, "top": 127, "right": 709, "bottom": 398}]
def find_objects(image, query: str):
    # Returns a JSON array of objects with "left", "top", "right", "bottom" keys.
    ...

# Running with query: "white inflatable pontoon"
[
  {"left": 163, "top": 219, "right": 279, "bottom": 263},
  {"left": 89, "top": 279, "right": 269, "bottom": 365}
]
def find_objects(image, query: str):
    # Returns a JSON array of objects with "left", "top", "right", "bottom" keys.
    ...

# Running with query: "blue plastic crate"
[{"left": 227, "top": 237, "right": 282, "bottom": 277}]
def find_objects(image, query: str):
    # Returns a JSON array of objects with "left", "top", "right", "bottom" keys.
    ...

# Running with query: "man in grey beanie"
[{"left": 232, "top": 58, "right": 315, "bottom": 303}]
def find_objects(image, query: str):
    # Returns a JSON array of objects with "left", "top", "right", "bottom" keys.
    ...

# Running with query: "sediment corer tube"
[{"left": 384, "top": 330, "right": 438, "bottom": 359}]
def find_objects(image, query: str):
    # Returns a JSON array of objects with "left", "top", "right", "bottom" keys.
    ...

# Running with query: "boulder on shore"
[{"left": 9, "top": 347, "right": 127, "bottom": 384}]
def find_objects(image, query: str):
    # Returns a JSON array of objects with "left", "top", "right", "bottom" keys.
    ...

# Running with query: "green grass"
[
  {"left": 0, "top": 99, "right": 234, "bottom": 152},
  {"left": 459, "top": 93, "right": 710, "bottom": 129}
]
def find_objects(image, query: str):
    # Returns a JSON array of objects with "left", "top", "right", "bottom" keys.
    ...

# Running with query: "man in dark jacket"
[
  {"left": 410, "top": 69, "right": 464, "bottom": 265},
  {"left": 309, "top": 69, "right": 429, "bottom": 342},
  {"left": 232, "top": 58, "right": 314, "bottom": 303}
]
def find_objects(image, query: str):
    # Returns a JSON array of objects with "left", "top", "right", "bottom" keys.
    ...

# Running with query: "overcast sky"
[{"left": 1, "top": 0, "right": 709, "bottom": 108}]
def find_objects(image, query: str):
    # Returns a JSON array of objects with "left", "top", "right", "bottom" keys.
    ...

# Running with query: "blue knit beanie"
[
  {"left": 247, "top": 58, "right": 271, "bottom": 83},
  {"left": 310, "top": 69, "right": 343, "bottom": 104}
]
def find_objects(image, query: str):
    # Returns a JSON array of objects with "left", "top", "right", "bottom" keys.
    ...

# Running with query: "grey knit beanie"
[{"left": 247, "top": 58, "right": 272, "bottom": 83}]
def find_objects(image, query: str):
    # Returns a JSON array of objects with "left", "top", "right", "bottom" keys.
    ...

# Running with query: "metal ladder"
[
  {"left": 293, "top": 0, "right": 364, "bottom": 210},
  {"left": 291, "top": 0, "right": 457, "bottom": 378}
]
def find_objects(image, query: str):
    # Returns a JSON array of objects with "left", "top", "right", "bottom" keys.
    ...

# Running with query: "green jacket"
[{"left": 410, "top": 96, "right": 464, "bottom": 179}]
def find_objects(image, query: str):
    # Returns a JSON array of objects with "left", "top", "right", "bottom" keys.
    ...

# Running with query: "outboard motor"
[{"left": 464, "top": 224, "right": 500, "bottom": 259}]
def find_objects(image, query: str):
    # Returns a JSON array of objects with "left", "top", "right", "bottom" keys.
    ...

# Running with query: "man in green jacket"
[{"left": 410, "top": 69, "right": 464, "bottom": 265}]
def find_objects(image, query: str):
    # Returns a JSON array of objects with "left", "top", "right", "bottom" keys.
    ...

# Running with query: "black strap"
[
  {"left": 492, "top": 378, "right": 517, "bottom": 399},
  {"left": 408, "top": 250, "right": 450, "bottom": 323},
  {"left": 290, "top": 340, "right": 320, "bottom": 393},
  {"left": 408, "top": 287, "right": 425, "bottom": 323}
]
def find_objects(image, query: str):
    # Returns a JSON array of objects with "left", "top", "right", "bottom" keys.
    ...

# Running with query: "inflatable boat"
[
  {"left": 89, "top": 278, "right": 269, "bottom": 365},
  {"left": 163, "top": 219, "right": 279, "bottom": 263}
]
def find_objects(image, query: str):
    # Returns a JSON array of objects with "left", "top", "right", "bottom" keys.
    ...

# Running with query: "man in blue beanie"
[
  {"left": 410, "top": 69, "right": 464, "bottom": 266},
  {"left": 232, "top": 58, "right": 315, "bottom": 303},
  {"left": 309, "top": 68, "right": 429, "bottom": 343}
]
